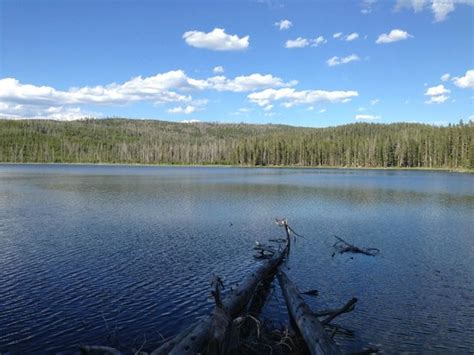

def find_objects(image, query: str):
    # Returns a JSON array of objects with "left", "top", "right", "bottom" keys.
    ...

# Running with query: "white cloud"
[
  {"left": 375, "top": 29, "right": 413, "bottom": 44},
  {"left": 355, "top": 114, "right": 381, "bottom": 120},
  {"left": 440, "top": 73, "right": 450, "bottom": 81},
  {"left": 168, "top": 105, "right": 197, "bottom": 114},
  {"left": 318, "top": 108, "right": 327, "bottom": 113},
  {"left": 248, "top": 88, "right": 358, "bottom": 108},
  {"left": 181, "top": 119, "right": 201, "bottom": 123},
  {"left": 0, "top": 71, "right": 295, "bottom": 120},
  {"left": 425, "top": 95, "right": 449, "bottom": 104},
  {"left": 395, "top": 0, "right": 474, "bottom": 22},
  {"left": 213, "top": 66, "right": 224, "bottom": 74},
  {"left": 370, "top": 98, "right": 380, "bottom": 105},
  {"left": 312, "top": 36, "right": 327, "bottom": 46},
  {"left": 183, "top": 28, "right": 249, "bottom": 51},
  {"left": 358, "top": 107, "right": 366, "bottom": 111},
  {"left": 285, "top": 37, "right": 310, "bottom": 48},
  {"left": 425, "top": 84, "right": 450, "bottom": 96},
  {"left": 275, "top": 19, "right": 292, "bottom": 30},
  {"left": 424, "top": 84, "right": 450, "bottom": 104},
  {"left": 361, "top": 0, "right": 377, "bottom": 14},
  {"left": 205, "top": 73, "right": 295, "bottom": 92},
  {"left": 452, "top": 69, "right": 474, "bottom": 89},
  {"left": 344, "top": 32, "right": 359, "bottom": 41},
  {"left": 285, "top": 36, "right": 326, "bottom": 48},
  {"left": 326, "top": 54, "right": 360, "bottom": 66},
  {"left": 0, "top": 102, "right": 96, "bottom": 121},
  {"left": 333, "top": 32, "right": 343, "bottom": 38}
]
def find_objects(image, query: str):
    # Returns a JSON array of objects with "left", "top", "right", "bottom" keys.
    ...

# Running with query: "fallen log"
[
  {"left": 277, "top": 271, "right": 342, "bottom": 355},
  {"left": 164, "top": 221, "right": 292, "bottom": 355},
  {"left": 332, "top": 236, "right": 380, "bottom": 257}
]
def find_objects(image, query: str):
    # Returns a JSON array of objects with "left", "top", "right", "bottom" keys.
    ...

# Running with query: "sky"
[{"left": 0, "top": 0, "right": 473, "bottom": 127}]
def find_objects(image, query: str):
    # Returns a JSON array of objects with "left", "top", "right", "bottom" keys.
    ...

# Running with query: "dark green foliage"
[{"left": 0, "top": 118, "right": 472, "bottom": 169}]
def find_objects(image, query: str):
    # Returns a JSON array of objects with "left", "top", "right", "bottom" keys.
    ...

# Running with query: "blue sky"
[{"left": 0, "top": 0, "right": 473, "bottom": 127}]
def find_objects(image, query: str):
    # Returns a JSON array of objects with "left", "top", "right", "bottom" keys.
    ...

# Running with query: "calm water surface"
[{"left": 0, "top": 165, "right": 473, "bottom": 353}]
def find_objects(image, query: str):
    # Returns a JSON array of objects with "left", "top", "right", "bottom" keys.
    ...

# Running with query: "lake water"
[{"left": 0, "top": 164, "right": 473, "bottom": 353}]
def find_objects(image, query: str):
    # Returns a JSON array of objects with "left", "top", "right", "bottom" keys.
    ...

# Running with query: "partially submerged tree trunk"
[
  {"left": 164, "top": 223, "right": 291, "bottom": 355},
  {"left": 277, "top": 271, "right": 342, "bottom": 355}
]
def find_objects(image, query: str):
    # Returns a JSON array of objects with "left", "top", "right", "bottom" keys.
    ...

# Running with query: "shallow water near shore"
[{"left": 0, "top": 164, "right": 473, "bottom": 353}]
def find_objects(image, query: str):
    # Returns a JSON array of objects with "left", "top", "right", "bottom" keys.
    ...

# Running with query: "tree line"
[{"left": 0, "top": 118, "right": 472, "bottom": 169}]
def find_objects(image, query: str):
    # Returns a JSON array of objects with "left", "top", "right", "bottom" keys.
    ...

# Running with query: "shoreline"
[{"left": 0, "top": 162, "right": 472, "bottom": 174}]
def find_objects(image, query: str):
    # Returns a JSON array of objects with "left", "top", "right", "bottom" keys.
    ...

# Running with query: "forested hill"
[{"left": 0, "top": 119, "right": 472, "bottom": 169}]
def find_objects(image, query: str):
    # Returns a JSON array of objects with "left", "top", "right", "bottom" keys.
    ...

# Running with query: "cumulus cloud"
[
  {"left": 355, "top": 114, "right": 381, "bottom": 120},
  {"left": 426, "top": 95, "right": 449, "bottom": 104},
  {"left": 213, "top": 66, "right": 224, "bottom": 74},
  {"left": 370, "top": 98, "right": 380, "bottom": 105},
  {"left": 285, "top": 36, "right": 326, "bottom": 48},
  {"left": 425, "top": 84, "right": 450, "bottom": 96},
  {"left": 376, "top": 29, "right": 413, "bottom": 44},
  {"left": 285, "top": 37, "right": 310, "bottom": 48},
  {"left": 168, "top": 105, "right": 198, "bottom": 114},
  {"left": 326, "top": 54, "right": 360, "bottom": 66},
  {"left": 205, "top": 73, "right": 296, "bottom": 92},
  {"left": 0, "top": 71, "right": 295, "bottom": 120},
  {"left": 425, "top": 84, "right": 450, "bottom": 104},
  {"left": 440, "top": 73, "right": 450, "bottom": 81},
  {"left": 452, "top": 69, "right": 474, "bottom": 89},
  {"left": 395, "top": 0, "right": 474, "bottom": 22},
  {"left": 344, "top": 32, "right": 359, "bottom": 41},
  {"left": 183, "top": 28, "right": 249, "bottom": 51},
  {"left": 0, "top": 102, "right": 95, "bottom": 121},
  {"left": 275, "top": 19, "right": 292, "bottom": 30},
  {"left": 333, "top": 32, "right": 343, "bottom": 38},
  {"left": 248, "top": 88, "right": 358, "bottom": 108}
]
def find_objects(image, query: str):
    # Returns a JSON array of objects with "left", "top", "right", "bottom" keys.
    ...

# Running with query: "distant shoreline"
[{"left": 1, "top": 162, "right": 472, "bottom": 174}]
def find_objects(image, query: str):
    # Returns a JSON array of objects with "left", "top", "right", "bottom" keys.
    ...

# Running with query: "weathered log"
[
  {"left": 321, "top": 298, "right": 358, "bottom": 325},
  {"left": 332, "top": 236, "right": 379, "bottom": 257},
  {"left": 79, "top": 345, "right": 122, "bottom": 355},
  {"left": 277, "top": 271, "right": 342, "bottom": 355},
  {"left": 166, "top": 226, "right": 291, "bottom": 355}
]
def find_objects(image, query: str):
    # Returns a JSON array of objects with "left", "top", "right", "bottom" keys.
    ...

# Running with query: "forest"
[{"left": 0, "top": 118, "right": 472, "bottom": 169}]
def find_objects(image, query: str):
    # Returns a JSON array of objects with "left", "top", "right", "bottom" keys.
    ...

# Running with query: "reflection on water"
[{"left": 0, "top": 165, "right": 472, "bottom": 353}]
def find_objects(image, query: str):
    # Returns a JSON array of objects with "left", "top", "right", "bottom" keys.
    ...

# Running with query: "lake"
[{"left": 0, "top": 164, "right": 473, "bottom": 353}]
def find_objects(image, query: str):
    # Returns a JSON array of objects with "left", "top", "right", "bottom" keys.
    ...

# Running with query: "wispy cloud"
[
  {"left": 285, "top": 36, "right": 327, "bottom": 48},
  {"left": 326, "top": 54, "right": 360, "bottom": 66},
  {"left": 355, "top": 114, "right": 381, "bottom": 120},
  {"left": 344, "top": 32, "right": 359, "bottom": 41},
  {"left": 361, "top": 0, "right": 377, "bottom": 14},
  {"left": 275, "top": 19, "right": 292, "bottom": 30},
  {"left": 248, "top": 88, "right": 358, "bottom": 108},
  {"left": 395, "top": 0, "right": 474, "bottom": 22}
]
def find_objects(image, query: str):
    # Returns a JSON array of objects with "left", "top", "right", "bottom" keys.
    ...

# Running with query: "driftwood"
[
  {"left": 163, "top": 221, "right": 291, "bottom": 355},
  {"left": 277, "top": 271, "right": 342, "bottom": 355},
  {"left": 79, "top": 345, "right": 122, "bottom": 355},
  {"left": 332, "top": 236, "right": 380, "bottom": 257},
  {"left": 81, "top": 220, "right": 367, "bottom": 354}
]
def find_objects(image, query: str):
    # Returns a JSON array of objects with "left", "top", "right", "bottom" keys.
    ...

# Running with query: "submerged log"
[
  {"left": 164, "top": 223, "right": 291, "bottom": 355},
  {"left": 277, "top": 271, "right": 342, "bottom": 355},
  {"left": 332, "top": 236, "right": 380, "bottom": 257}
]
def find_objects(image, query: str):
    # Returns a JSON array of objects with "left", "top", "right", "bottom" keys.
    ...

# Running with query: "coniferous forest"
[{"left": 0, "top": 119, "right": 472, "bottom": 170}]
